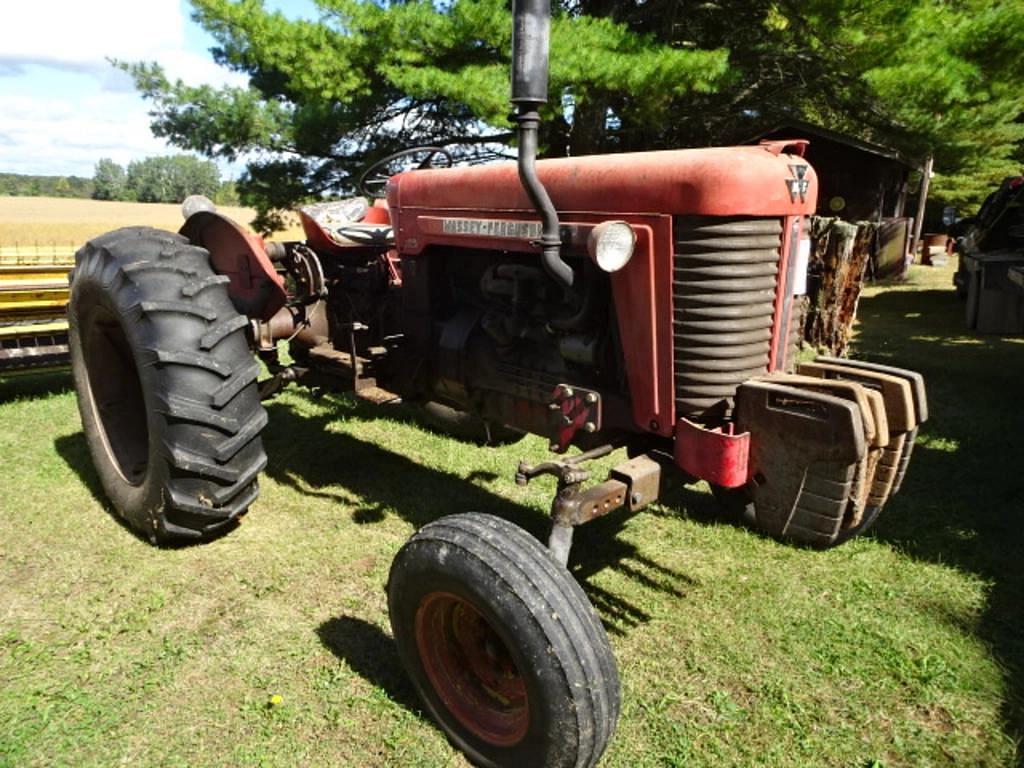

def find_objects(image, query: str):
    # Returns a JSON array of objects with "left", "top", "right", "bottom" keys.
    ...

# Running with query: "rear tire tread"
[{"left": 69, "top": 226, "right": 266, "bottom": 543}]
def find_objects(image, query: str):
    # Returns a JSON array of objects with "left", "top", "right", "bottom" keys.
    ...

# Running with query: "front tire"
[
  {"left": 388, "top": 513, "right": 619, "bottom": 768},
  {"left": 68, "top": 227, "right": 267, "bottom": 543}
]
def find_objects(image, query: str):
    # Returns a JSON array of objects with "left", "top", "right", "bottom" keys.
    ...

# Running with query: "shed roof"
[{"left": 744, "top": 119, "right": 918, "bottom": 169}]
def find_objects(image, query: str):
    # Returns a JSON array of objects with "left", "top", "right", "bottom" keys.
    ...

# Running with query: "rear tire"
[
  {"left": 68, "top": 227, "right": 267, "bottom": 544},
  {"left": 388, "top": 513, "right": 619, "bottom": 768}
]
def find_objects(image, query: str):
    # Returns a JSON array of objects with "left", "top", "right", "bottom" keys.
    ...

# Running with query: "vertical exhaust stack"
[{"left": 512, "top": 0, "right": 574, "bottom": 288}]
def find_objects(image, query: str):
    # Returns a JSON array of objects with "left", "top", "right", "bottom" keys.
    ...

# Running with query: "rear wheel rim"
[
  {"left": 415, "top": 591, "right": 529, "bottom": 747},
  {"left": 81, "top": 305, "right": 149, "bottom": 485}
]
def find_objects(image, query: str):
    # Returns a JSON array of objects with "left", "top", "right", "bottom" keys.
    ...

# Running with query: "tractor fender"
[{"left": 180, "top": 211, "right": 286, "bottom": 321}]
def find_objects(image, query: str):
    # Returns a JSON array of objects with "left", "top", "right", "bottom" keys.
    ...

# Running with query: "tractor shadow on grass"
[
  {"left": 0, "top": 369, "right": 73, "bottom": 404},
  {"left": 851, "top": 287, "right": 1024, "bottom": 763},
  {"left": 315, "top": 616, "right": 424, "bottom": 716},
  {"left": 262, "top": 397, "right": 696, "bottom": 637},
  {"left": 53, "top": 430, "right": 240, "bottom": 547}
]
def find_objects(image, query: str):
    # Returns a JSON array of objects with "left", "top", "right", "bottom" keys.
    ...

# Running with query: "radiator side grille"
[{"left": 673, "top": 215, "right": 782, "bottom": 419}]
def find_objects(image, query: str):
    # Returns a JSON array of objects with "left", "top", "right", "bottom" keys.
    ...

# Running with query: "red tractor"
[{"left": 67, "top": 2, "right": 927, "bottom": 765}]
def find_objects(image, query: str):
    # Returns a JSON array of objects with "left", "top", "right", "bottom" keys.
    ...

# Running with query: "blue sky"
[{"left": 0, "top": 0, "right": 319, "bottom": 179}]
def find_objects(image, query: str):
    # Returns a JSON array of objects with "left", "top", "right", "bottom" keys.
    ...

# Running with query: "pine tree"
[{"left": 123, "top": 0, "right": 1024, "bottom": 228}]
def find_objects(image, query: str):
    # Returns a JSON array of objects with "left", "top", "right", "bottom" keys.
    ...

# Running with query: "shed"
[
  {"left": 740, "top": 121, "right": 924, "bottom": 353},
  {"left": 746, "top": 120, "right": 916, "bottom": 223}
]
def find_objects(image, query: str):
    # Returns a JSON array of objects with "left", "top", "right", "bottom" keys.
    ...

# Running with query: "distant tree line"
[
  {"left": 0, "top": 156, "right": 239, "bottom": 206},
  {"left": 93, "top": 155, "right": 239, "bottom": 205},
  {"left": 0, "top": 173, "right": 93, "bottom": 198}
]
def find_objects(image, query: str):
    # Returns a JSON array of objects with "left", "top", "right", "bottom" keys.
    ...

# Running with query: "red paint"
[
  {"left": 387, "top": 144, "right": 817, "bottom": 449},
  {"left": 388, "top": 145, "right": 817, "bottom": 221},
  {"left": 549, "top": 384, "right": 602, "bottom": 452},
  {"left": 364, "top": 200, "right": 392, "bottom": 224},
  {"left": 415, "top": 591, "right": 529, "bottom": 747},
  {"left": 760, "top": 138, "right": 809, "bottom": 158},
  {"left": 674, "top": 418, "right": 750, "bottom": 488},
  {"left": 179, "top": 211, "right": 285, "bottom": 321},
  {"left": 608, "top": 219, "right": 676, "bottom": 436}
]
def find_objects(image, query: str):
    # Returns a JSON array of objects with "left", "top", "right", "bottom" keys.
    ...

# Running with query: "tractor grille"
[{"left": 672, "top": 215, "right": 783, "bottom": 419}]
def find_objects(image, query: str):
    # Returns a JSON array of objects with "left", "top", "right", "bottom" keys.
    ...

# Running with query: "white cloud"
[
  {"left": 0, "top": 0, "right": 249, "bottom": 177},
  {"left": 1, "top": 0, "right": 184, "bottom": 68},
  {"left": 0, "top": 93, "right": 168, "bottom": 176}
]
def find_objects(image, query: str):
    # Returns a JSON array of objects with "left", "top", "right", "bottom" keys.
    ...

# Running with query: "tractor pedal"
[{"left": 355, "top": 385, "right": 402, "bottom": 405}]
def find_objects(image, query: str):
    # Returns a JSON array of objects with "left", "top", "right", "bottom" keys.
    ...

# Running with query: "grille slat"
[
  {"left": 675, "top": 262, "right": 779, "bottom": 279},
  {"left": 673, "top": 215, "right": 782, "bottom": 419},
  {"left": 675, "top": 327, "right": 773, "bottom": 347},
  {"left": 675, "top": 315, "right": 774, "bottom": 333}
]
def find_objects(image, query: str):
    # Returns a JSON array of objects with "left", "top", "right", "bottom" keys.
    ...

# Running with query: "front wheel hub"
[{"left": 414, "top": 591, "right": 529, "bottom": 746}]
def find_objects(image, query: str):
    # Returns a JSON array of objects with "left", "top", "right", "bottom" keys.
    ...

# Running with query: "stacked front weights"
[{"left": 730, "top": 357, "right": 927, "bottom": 547}]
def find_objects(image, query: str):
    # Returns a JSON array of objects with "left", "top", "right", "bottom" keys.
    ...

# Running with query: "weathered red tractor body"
[
  {"left": 65, "top": 4, "right": 928, "bottom": 765},
  {"left": 385, "top": 144, "right": 814, "bottom": 477}
]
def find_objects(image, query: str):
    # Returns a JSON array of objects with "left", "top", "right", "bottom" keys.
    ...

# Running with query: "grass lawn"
[{"left": 0, "top": 260, "right": 1021, "bottom": 767}]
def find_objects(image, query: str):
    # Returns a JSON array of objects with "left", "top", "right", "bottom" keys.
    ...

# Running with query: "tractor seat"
[
  {"left": 298, "top": 199, "right": 394, "bottom": 250},
  {"left": 330, "top": 223, "right": 394, "bottom": 247}
]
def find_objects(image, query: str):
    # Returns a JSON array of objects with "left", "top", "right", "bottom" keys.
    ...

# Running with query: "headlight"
[{"left": 587, "top": 220, "right": 636, "bottom": 273}]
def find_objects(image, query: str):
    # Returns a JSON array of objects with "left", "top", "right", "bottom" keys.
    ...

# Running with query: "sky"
[{"left": 0, "top": 0, "right": 318, "bottom": 180}]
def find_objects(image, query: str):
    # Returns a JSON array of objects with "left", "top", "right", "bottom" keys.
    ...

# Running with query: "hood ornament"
[{"left": 787, "top": 164, "right": 809, "bottom": 203}]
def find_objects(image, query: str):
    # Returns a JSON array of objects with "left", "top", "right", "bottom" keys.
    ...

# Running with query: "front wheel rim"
[{"left": 414, "top": 591, "right": 529, "bottom": 747}]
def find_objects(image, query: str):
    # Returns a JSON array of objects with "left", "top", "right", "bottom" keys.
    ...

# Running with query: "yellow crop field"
[{"left": 0, "top": 196, "right": 304, "bottom": 257}]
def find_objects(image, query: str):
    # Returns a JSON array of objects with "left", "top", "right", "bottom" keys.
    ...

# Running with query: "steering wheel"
[{"left": 358, "top": 146, "right": 454, "bottom": 199}]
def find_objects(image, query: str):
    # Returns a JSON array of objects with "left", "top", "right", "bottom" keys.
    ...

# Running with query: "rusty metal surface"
[
  {"left": 798, "top": 361, "right": 916, "bottom": 432},
  {"left": 735, "top": 379, "right": 866, "bottom": 544},
  {"left": 891, "top": 426, "right": 918, "bottom": 495},
  {"left": 608, "top": 455, "right": 661, "bottom": 512},
  {"left": 810, "top": 356, "right": 928, "bottom": 501},
  {"left": 815, "top": 356, "right": 928, "bottom": 424},
  {"left": 388, "top": 145, "right": 818, "bottom": 221},
  {"left": 554, "top": 479, "right": 628, "bottom": 527}
]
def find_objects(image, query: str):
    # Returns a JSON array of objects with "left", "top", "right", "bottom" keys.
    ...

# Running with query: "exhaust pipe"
[{"left": 511, "top": 0, "right": 574, "bottom": 289}]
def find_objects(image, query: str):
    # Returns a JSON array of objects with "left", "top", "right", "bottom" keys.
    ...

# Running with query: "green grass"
[{"left": 0, "top": 262, "right": 1021, "bottom": 767}]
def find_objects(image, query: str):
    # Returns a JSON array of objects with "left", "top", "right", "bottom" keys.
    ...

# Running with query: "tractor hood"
[{"left": 387, "top": 143, "right": 818, "bottom": 219}]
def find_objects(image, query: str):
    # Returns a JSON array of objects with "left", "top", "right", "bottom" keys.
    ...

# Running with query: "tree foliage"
[
  {"left": 0, "top": 173, "right": 93, "bottom": 198},
  {"left": 125, "top": 0, "right": 1024, "bottom": 226},
  {"left": 128, "top": 155, "right": 222, "bottom": 203},
  {"left": 93, "top": 158, "right": 127, "bottom": 201},
  {"left": 92, "top": 155, "right": 223, "bottom": 203}
]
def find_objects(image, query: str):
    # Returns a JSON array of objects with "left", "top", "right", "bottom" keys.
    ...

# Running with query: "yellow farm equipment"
[{"left": 0, "top": 249, "right": 74, "bottom": 374}]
